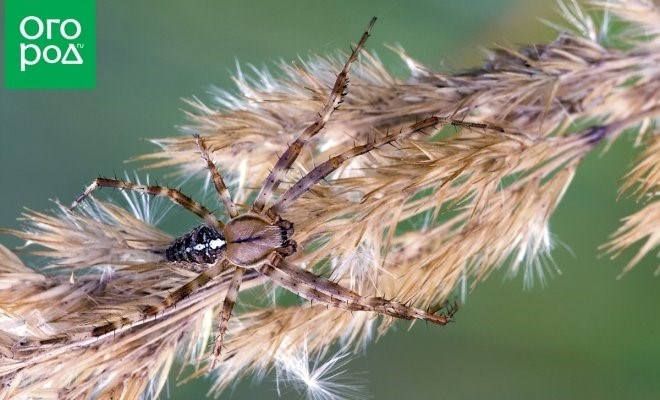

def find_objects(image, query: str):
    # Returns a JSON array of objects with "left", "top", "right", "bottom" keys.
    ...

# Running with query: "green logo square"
[{"left": 4, "top": 0, "right": 96, "bottom": 89}]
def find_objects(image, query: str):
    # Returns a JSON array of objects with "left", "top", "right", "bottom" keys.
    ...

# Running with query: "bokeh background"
[{"left": 1, "top": 1, "right": 658, "bottom": 399}]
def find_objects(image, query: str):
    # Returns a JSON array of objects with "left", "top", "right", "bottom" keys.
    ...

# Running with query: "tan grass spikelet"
[
  {"left": 4, "top": 201, "right": 171, "bottom": 269},
  {"left": 1, "top": 1, "right": 658, "bottom": 399},
  {"left": 604, "top": 201, "right": 660, "bottom": 275},
  {"left": 603, "top": 134, "right": 660, "bottom": 275}
]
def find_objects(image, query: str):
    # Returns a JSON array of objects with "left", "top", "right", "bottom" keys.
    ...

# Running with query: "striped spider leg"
[{"left": 71, "top": 17, "right": 456, "bottom": 367}]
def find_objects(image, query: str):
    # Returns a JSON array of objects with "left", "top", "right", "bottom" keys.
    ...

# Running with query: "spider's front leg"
[
  {"left": 262, "top": 256, "right": 454, "bottom": 325},
  {"left": 268, "top": 117, "right": 440, "bottom": 215},
  {"left": 251, "top": 17, "right": 377, "bottom": 213}
]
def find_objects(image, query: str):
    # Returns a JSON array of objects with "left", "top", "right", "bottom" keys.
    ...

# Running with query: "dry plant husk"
[{"left": 1, "top": 1, "right": 658, "bottom": 398}]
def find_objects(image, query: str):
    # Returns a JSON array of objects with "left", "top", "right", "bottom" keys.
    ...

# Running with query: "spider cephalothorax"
[{"left": 71, "top": 17, "right": 457, "bottom": 366}]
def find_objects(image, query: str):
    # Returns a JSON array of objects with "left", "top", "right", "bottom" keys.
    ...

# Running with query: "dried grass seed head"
[{"left": 1, "top": 2, "right": 659, "bottom": 399}]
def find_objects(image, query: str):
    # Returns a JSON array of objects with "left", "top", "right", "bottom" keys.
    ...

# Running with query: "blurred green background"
[{"left": 1, "top": 1, "right": 658, "bottom": 399}]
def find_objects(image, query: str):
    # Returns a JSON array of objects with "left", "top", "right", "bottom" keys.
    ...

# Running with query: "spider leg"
[
  {"left": 211, "top": 266, "right": 245, "bottom": 367},
  {"left": 71, "top": 177, "right": 220, "bottom": 228},
  {"left": 268, "top": 117, "right": 440, "bottom": 215},
  {"left": 194, "top": 134, "right": 239, "bottom": 218},
  {"left": 261, "top": 257, "right": 451, "bottom": 325},
  {"left": 90, "top": 262, "right": 227, "bottom": 337},
  {"left": 252, "top": 17, "right": 377, "bottom": 214}
]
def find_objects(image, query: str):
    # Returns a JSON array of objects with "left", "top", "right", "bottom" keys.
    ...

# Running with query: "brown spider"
[{"left": 71, "top": 17, "right": 453, "bottom": 365}]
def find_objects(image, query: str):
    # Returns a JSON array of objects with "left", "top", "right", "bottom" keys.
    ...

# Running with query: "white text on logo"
[{"left": 19, "top": 16, "right": 84, "bottom": 72}]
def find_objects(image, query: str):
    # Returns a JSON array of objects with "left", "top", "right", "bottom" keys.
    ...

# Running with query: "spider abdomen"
[{"left": 165, "top": 225, "right": 226, "bottom": 264}]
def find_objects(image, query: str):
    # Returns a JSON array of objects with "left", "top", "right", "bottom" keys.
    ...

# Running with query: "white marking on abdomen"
[{"left": 209, "top": 239, "right": 225, "bottom": 249}]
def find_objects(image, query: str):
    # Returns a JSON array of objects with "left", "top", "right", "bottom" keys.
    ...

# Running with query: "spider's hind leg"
[
  {"left": 88, "top": 262, "right": 227, "bottom": 339},
  {"left": 71, "top": 177, "right": 219, "bottom": 228}
]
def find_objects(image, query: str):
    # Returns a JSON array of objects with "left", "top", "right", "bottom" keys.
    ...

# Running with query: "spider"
[{"left": 71, "top": 17, "right": 454, "bottom": 365}]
